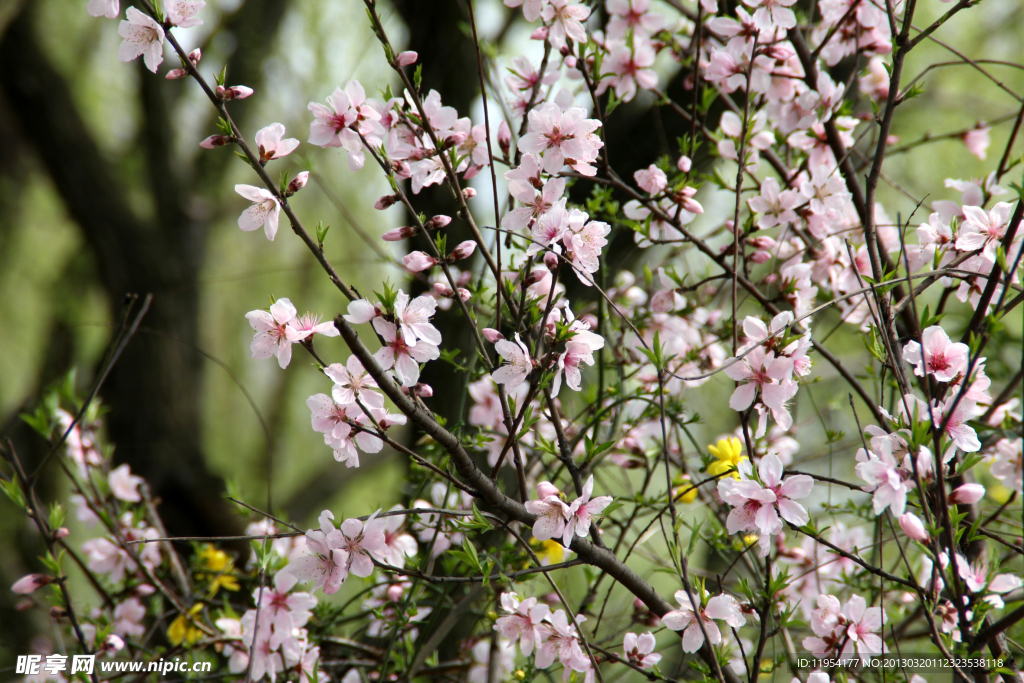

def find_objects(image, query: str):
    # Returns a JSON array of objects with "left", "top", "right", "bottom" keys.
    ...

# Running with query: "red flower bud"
[
  {"left": 543, "top": 251, "right": 560, "bottom": 271},
  {"left": 382, "top": 226, "right": 418, "bottom": 242},
  {"left": 497, "top": 120, "right": 511, "bottom": 156},
  {"left": 375, "top": 193, "right": 401, "bottom": 210},
  {"left": 449, "top": 240, "right": 477, "bottom": 261},
  {"left": 165, "top": 68, "right": 188, "bottom": 80},
  {"left": 199, "top": 135, "right": 232, "bottom": 149},
  {"left": 425, "top": 215, "right": 452, "bottom": 230},
  {"left": 188, "top": 48, "right": 201, "bottom": 65}
]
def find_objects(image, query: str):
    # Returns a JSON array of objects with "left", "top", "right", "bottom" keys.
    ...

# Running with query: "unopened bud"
[
  {"left": 543, "top": 251, "right": 560, "bottom": 271},
  {"left": 53, "top": 527, "right": 69, "bottom": 540},
  {"left": 524, "top": 268, "right": 547, "bottom": 286},
  {"left": 403, "top": 251, "right": 438, "bottom": 272},
  {"left": 200, "top": 134, "right": 231, "bottom": 149},
  {"left": 382, "top": 226, "right": 418, "bottom": 242},
  {"left": 462, "top": 187, "right": 477, "bottom": 199},
  {"left": 287, "top": 171, "right": 309, "bottom": 194},
  {"left": 899, "top": 512, "right": 929, "bottom": 541},
  {"left": 760, "top": 45, "right": 794, "bottom": 61},
  {"left": 102, "top": 634, "right": 126, "bottom": 655},
  {"left": 432, "top": 282, "right": 454, "bottom": 298},
  {"left": 530, "top": 26, "right": 550, "bottom": 41},
  {"left": 165, "top": 68, "right": 188, "bottom": 80},
  {"left": 50, "top": 606, "right": 67, "bottom": 619},
  {"left": 396, "top": 51, "right": 418, "bottom": 67},
  {"left": 498, "top": 120, "right": 511, "bottom": 156},
  {"left": 414, "top": 383, "right": 434, "bottom": 397},
  {"left": 188, "top": 48, "right": 201, "bottom": 65},
  {"left": 564, "top": 55, "right": 577, "bottom": 69},
  {"left": 949, "top": 483, "right": 985, "bottom": 505},
  {"left": 748, "top": 236, "right": 777, "bottom": 249},
  {"left": 677, "top": 155, "right": 692, "bottom": 172},
  {"left": 449, "top": 240, "right": 477, "bottom": 261},
  {"left": 537, "top": 481, "right": 561, "bottom": 498},
  {"left": 11, "top": 573, "right": 53, "bottom": 595},
  {"left": 219, "top": 85, "right": 253, "bottom": 100},
  {"left": 749, "top": 251, "right": 772, "bottom": 264},
  {"left": 425, "top": 215, "right": 452, "bottom": 230},
  {"left": 375, "top": 193, "right": 401, "bottom": 210},
  {"left": 387, "top": 584, "right": 405, "bottom": 602},
  {"left": 457, "top": 287, "right": 471, "bottom": 301},
  {"left": 482, "top": 328, "right": 504, "bottom": 343}
]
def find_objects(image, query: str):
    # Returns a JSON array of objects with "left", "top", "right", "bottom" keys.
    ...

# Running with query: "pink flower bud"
[
  {"left": 899, "top": 513, "right": 929, "bottom": 541},
  {"left": 432, "top": 282, "right": 454, "bottom": 298},
  {"left": 396, "top": 51, "right": 418, "bottom": 67},
  {"left": 677, "top": 155, "right": 692, "bottom": 172},
  {"left": 414, "top": 383, "right": 434, "bottom": 397},
  {"left": 165, "top": 68, "right": 188, "bottom": 80},
  {"left": 543, "top": 251, "right": 560, "bottom": 271},
  {"left": 482, "top": 328, "right": 504, "bottom": 343},
  {"left": 215, "top": 85, "right": 226, "bottom": 98},
  {"left": 375, "top": 193, "right": 401, "bottom": 210},
  {"left": 102, "top": 634, "right": 126, "bottom": 655},
  {"left": 387, "top": 584, "right": 405, "bottom": 602},
  {"left": 199, "top": 134, "right": 231, "bottom": 149},
  {"left": 11, "top": 573, "right": 52, "bottom": 595},
  {"left": 679, "top": 195, "right": 704, "bottom": 215},
  {"left": 530, "top": 26, "right": 550, "bottom": 41},
  {"left": 536, "top": 481, "right": 561, "bottom": 499},
  {"left": 524, "top": 268, "right": 547, "bottom": 286},
  {"left": 497, "top": 120, "right": 511, "bottom": 156},
  {"left": 382, "top": 226, "right": 418, "bottom": 242},
  {"left": 449, "top": 240, "right": 477, "bottom": 261},
  {"left": 425, "top": 215, "right": 452, "bottom": 230},
  {"left": 221, "top": 85, "right": 253, "bottom": 100},
  {"left": 188, "top": 48, "right": 201, "bottom": 65},
  {"left": 949, "top": 483, "right": 985, "bottom": 505},
  {"left": 457, "top": 287, "right": 471, "bottom": 301},
  {"left": 462, "top": 187, "right": 477, "bottom": 199},
  {"left": 748, "top": 236, "right": 776, "bottom": 250},
  {"left": 749, "top": 251, "right": 772, "bottom": 264},
  {"left": 564, "top": 55, "right": 577, "bottom": 69},
  {"left": 760, "top": 45, "right": 794, "bottom": 61},
  {"left": 447, "top": 131, "right": 468, "bottom": 146},
  {"left": 54, "top": 527, "right": 69, "bottom": 540},
  {"left": 403, "top": 251, "right": 438, "bottom": 272},
  {"left": 287, "top": 171, "right": 309, "bottom": 194}
]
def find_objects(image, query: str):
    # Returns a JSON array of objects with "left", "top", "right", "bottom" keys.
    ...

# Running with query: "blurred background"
[{"left": 0, "top": 0, "right": 1021, "bottom": 672}]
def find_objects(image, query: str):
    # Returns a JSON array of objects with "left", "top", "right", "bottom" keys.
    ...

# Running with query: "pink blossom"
[
  {"left": 492, "top": 333, "right": 533, "bottom": 389},
  {"left": 859, "top": 57, "right": 890, "bottom": 100},
  {"left": 496, "top": 593, "right": 551, "bottom": 656},
  {"left": 954, "top": 553, "right": 1023, "bottom": 608},
  {"left": 717, "top": 453, "right": 812, "bottom": 555},
  {"left": 377, "top": 507, "right": 418, "bottom": 568},
  {"left": 562, "top": 475, "right": 612, "bottom": 545},
  {"left": 724, "top": 347, "right": 798, "bottom": 432},
  {"left": 803, "top": 594, "right": 885, "bottom": 657},
  {"left": 245, "top": 298, "right": 309, "bottom": 369},
  {"left": 117, "top": 7, "right": 165, "bottom": 73},
  {"left": 504, "top": 0, "right": 547, "bottom": 22},
  {"left": 535, "top": 609, "right": 590, "bottom": 674},
  {"left": 934, "top": 397, "right": 981, "bottom": 453},
  {"left": 503, "top": 155, "right": 565, "bottom": 231},
  {"left": 741, "top": 0, "right": 797, "bottom": 32},
  {"left": 325, "top": 356, "right": 384, "bottom": 409},
  {"left": 108, "top": 464, "right": 143, "bottom": 502},
  {"left": 622, "top": 632, "right": 661, "bottom": 669},
  {"left": 540, "top": 0, "right": 591, "bottom": 52},
  {"left": 662, "top": 590, "right": 744, "bottom": 653},
  {"left": 855, "top": 437, "right": 911, "bottom": 516},
  {"left": 956, "top": 201, "right": 1013, "bottom": 260},
  {"left": 235, "top": 184, "right": 282, "bottom": 240},
  {"left": 112, "top": 597, "right": 147, "bottom": 637},
  {"left": 343, "top": 298, "right": 380, "bottom": 325},
  {"left": 292, "top": 312, "right": 339, "bottom": 341},
  {"left": 607, "top": 0, "right": 665, "bottom": 40},
  {"left": 255, "top": 572, "right": 316, "bottom": 649},
  {"left": 336, "top": 511, "right": 388, "bottom": 577},
  {"left": 962, "top": 125, "right": 990, "bottom": 160},
  {"left": 902, "top": 326, "right": 969, "bottom": 382},
  {"left": 307, "top": 81, "right": 382, "bottom": 170},
  {"left": 165, "top": 0, "right": 205, "bottom": 27},
  {"left": 552, "top": 341, "right": 595, "bottom": 396},
  {"left": 88, "top": 0, "right": 120, "bottom": 19},
  {"left": 634, "top": 164, "right": 667, "bottom": 194},
  {"left": 286, "top": 510, "right": 349, "bottom": 594},
  {"left": 525, "top": 481, "right": 569, "bottom": 542},
  {"left": 254, "top": 123, "right": 299, "bottom": 162},
  {"left": 748, "top": 177, "right": 800, "bottom": 230},
  {"left": 393, "top": 291, "right": 441, "bottom": 347},
  {"left": 372, "top": 318, "right": 439, "bottom": 387},
  {"left": 521, "top": 103, "right": 603, "bottom": 177},
  {"left": 990, "top": 438, "right": 1022, "bottom": 492},
  {"left": 601, "top": 43, "right": 658, "bottom": 102}
]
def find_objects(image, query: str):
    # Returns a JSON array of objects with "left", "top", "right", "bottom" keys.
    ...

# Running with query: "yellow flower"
[
  {"left": 168, "top": 603, "right": 205, "bottom": 646},
  {"left": 707, "top": 437, "right": 747, "bottom": 479},
  {"left": 672, "top": 474, "right": 698, "bottom": 504},
  {"left": 197, "top": 544, "right": 240, "bottom": 596},
  {"left": 533, "top": 537, "right": 565, "bottom": 565},
  {"left": 733, "top": 533, "right": 760, "bottom": 551}
]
